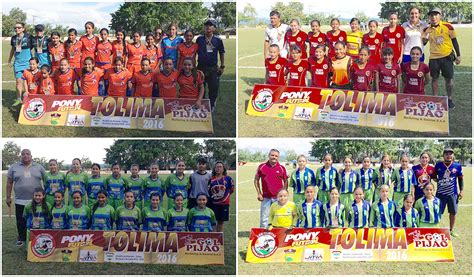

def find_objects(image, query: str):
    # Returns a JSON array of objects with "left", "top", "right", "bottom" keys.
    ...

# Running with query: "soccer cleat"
[
  {"left": 16, "top": 240, "right": 24, "bottom": 247},
  {"left": 448, "top": 99, "right": 455, "bottom": 109},
  {"left": 12, "top": 98, "right": 22, "bottom": 106},
  {"left": 450, "top": 230, "right": 459, "bottom": 238}
]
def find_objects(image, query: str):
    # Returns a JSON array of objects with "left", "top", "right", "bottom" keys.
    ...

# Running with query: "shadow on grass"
[
  {"left": 3, "top": 90, "right": 20, "bottom": 122},
  {"left": 239, "top": 250, "right": 248, "bottom": 261},
  {"left": 240, "top": 76, "right": 265, "bottom": 88},
  {"left": 238, "top": 231, "right": 250, "bottom": 238}
]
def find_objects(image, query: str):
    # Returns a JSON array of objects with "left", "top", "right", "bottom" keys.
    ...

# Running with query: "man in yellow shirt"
[{"left": 423, "top": 8, "right": 461, "bottom": 109}]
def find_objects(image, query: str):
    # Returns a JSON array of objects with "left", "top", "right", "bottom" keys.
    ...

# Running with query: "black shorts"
[
  {"left": 210, "top": 204, "right": 230, "bottom": 222},
  {"left": 429, "top": 55, "right": 454, "bottom": 79},
  {"left": 437, "top": 193, "right": 458, "bottom": 215}
]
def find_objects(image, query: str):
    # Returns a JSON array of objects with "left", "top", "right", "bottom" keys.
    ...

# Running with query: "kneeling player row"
[
  {"left": 24, "top": 189, "right": 217, "bottom": 232},
  {"left": 21, "top": 56, "right": 204, "bottom": 100},
  {"left": 269, "top": 184, "right": 441, "bottom": 229}
]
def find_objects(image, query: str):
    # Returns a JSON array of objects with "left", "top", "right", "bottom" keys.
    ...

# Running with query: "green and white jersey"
[
  {"left": 127, "top": 175, "right": 145, "bottom": 201},
  {"left": 51, "top": 204, "right": 68, "bottom": 229},
  {"left": 316, "top": 166, "right": 340, "bottom": 192},
  {"left": 376, "top": 167, "right": 394, "bottom": 188},
  {"left": 167, "top": 208, "right": 189, "bottom": 231},
  {"left": 414, "top": 197, "right": 441, "bottom": 225},
  {"left": 395, "top": 207, "right": 418, "bottom": 227},
  {"left": 322, "top": 202, "right": 345, "bottom": 227},
  {"left": 66, "top": 172, "right": 88, "bottom": 199},
  {"left": 142, "top": 206, "right": 168, "bottom": 231},
  {"left": 289, "top": 168, "right": 317, "bottom": 194},
  {"left": 392, "top": 168, "right": 417, "bottom": 193},
  {"left": 144, "top": 176, "right": 165, "bottom": 202},
  {"left": 105, "top": 175, "right": 128, "bottom": 200},
  {"left": 115, "top": 205, "right": 141, "bottom": 231},
  {"left": 296, "top": 200, "right": 323, "bottom": 228},
  {"left": 67, "top": 204, "right": 91, "bottom": 230},
  {"left": 43, "top": 171, "right": 67, "bottom": 196},
  {"left": 187, "top": 207, "right": 216, "bottom": 232},
  {"left": 165, "top": 174, "right": 190, "bottom": 200},
  {"left": 357, "top": 167, "right": 378, "bottom": 190},
  {"left": 370, "top": 200, "right": 396, "bottom": 228},
  {"left": 87, "top": 175, "right": 106, "bottom": 200},
  {"left": 23, "top": 201, "right": 52, "bottom": 229},
  {"left": 91, "top": 204, "right": 115, "bottom": 230},
  {"left": 346, "top": 200, "right": 371, "bottom": 228}
]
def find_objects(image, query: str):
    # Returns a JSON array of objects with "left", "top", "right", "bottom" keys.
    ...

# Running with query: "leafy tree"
[
  {"left": 2, "top": 7, "right": 27, "bottom": 37},
  {"left": 238, "top": 3, "right": 257, "bottom": 26},
  {"left": 201, "top": 140, "right": 236, "bottom": 169},
  {"left": 380, "top": 2, "right": 472, "bottom": 23},
  {"left": 2, "top": 141, "right": 21, "bottom": 169},
  {"left": 305, "top": 12, "right": 339, "bottom": 26},
  {"left": 443, "top": 140, "right": 472, "bottom": 165},
  {"left": 285, "top": 149, "right": 298, "bottom": 162},
  {"left": 81, "top": 157, "right": 93, "bottom": 170},
  {"left": 271, "top": 2, "right": 305, "bottom": 24},
  {"left": 354, "top": 11, "right": 369, "bottom": 24},
  {"left": 33, "top": 157, "right": 49, "bottom": 169},
  {"left": 211, "top": 2, "right": 236, "bottom": 29}
]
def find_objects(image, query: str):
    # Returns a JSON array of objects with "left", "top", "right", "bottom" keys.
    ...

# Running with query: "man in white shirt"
[{"left": 264, "top": 10, "right": 289, "bottom": 58}]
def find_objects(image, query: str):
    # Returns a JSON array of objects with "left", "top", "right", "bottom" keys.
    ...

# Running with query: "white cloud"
[{"left": 238, "top": 138, "right": 313, "bottom": 155}]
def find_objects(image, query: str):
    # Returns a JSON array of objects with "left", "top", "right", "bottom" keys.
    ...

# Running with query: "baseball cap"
[
  {"left": 204, "top": 18, "right": 217, "bottom": 27},
  {"left": 428, "top": 8, "right": 442, "bottom": 15},
  {"left": 35, "top": 24, "right": 45, "bottom": 32},
  {"left": 443, "top": 147, "right": 454, "bottom": 154}
]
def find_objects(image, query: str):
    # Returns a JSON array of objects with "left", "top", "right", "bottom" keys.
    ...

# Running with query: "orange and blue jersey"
[
  {"left": 48, "top": 42, "right": 66, "bottom": 72},
  {"left": 52, "top": 68, "right": 79, "bottom": 95},
  {"left": 112, "top": 40, "right": 126, "bottom": 61},
  {"left": 38, "top": 76, "right": 55, "bottom": 95},
  {"left": 65, "top": 39, "right": 83, "bottom": 69},
  {"left": 144, "top": 45, "right": 163, "bottom": 69},
  {"left": 22, "top": 69, "right": 41, "bottom": 94},
  {"left": 131, "top": 70, "right": 154, "bottom": 97},
  {"left": 103, "top": 68, "right": 132, "bottom": 97},
  {"left": 95, "top": 40, "right": 113, "bottom": 70},
  {"left": 177, "top": 70, "right": 204, "bottom": 99},
  {"left": 177, "top": 42, "right": 199, "bottom": 69},
  {"left": 78, "top": 67, "right": 104, "bottom": 96},
  {"left": 80, "top": 35, "right": 99, "bottom": 64},
  {"left": 154, "top": 69, "right": 179, "bottom": 98}
]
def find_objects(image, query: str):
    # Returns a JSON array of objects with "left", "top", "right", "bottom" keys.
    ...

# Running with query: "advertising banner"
[
  {"left": 246, "top": 227, "right": 454, "bottom": 263},
  {"left": 27, "top": 229, "right": 224, "bottom": 265},
  {"left": 246, "top": 84, "right": 449, "bottom": 134},
  {"left": 19, "top": 95, "right": 213, "bottom": 133}
]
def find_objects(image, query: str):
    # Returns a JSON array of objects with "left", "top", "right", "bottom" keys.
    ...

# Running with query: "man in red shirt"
[{"left": 254, "top": 149, "right": 288, "bottom": 228}]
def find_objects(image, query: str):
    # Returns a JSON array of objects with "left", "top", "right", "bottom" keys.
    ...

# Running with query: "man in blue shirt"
[
  {"left": 434, "top": 148, "right": 464, "bottom": 237},
  {"left": 196, "top": 18, "right": 225, "bottom": 111},
  {"left": 8, "top": 22, "right": 33, "bottom": 106},
  {"left": 30, "top": 24, "right": 51, "bottom": 67}
]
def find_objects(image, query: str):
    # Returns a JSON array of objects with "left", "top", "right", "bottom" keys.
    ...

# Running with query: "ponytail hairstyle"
[
  {"left": 32, "top": 187, "right": 51, "bottom": 220},
  {"left": 66, "top": 28, "right": 77, "bottom": 47},
  {"left": 116, "top": 29, "right": 127, "bottom": 56},
  {"left": 182, "top": 57, "right": 199, "bottom": 87},
  {"left": 91, "top": 190, "right": 108, "bottom": 215}
]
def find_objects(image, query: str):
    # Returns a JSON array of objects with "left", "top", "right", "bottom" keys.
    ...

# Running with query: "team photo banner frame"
[
  {"left": 246, "top": 84, "right": 449, "bottom": 134},
  {"left": 245, "top": 227, "right": 454, "bottom": 263},
  {"left": 27, "top": 229, "right": 224, "bottom": 265},
  {"left": 19, "top": 95, "right": 214, "bottom": 133}
]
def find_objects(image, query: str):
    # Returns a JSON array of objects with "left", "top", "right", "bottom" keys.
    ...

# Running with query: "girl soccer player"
[
  {"left": 90, "top": 190, "right": 115, "bottom": 230},
  {"left": 285, "top": 45, "right": 309, "bottom": 87},
  {"left": 265, "top": 44, "right": 287, "bottom": 86},
  {"left": 131, "top": 58, "right": 154, "bottom": 97},
  {"left": 376, "top": 47, "right": 401, "bottom": 93},
  {"left": 357, "top": 156, "right": 378, "bottom": 203},
  {"left": 322, "top": 187, "right": 345, "bottom": 227},
  {"left": 339, "top": 156, "right": 358, "bottom": 209},
  {"left": 267, "top": 189, "right": 297, "bottom": 229},
  {"left": 21, "top": 57, "right": 41, "bottom": 96},
  {"left": 104, "top": 57, "right": 132, "bottom": 97},
  {"left": 80, "top": 21, "right": 99, "bottom": 66},
  {"left": 350, "top": 46, "right": 375, "bottom": 91},
  {"left": 112, "top": 30, "right": 127, "bottom": 61},
  {"left": 177, "top": 58, "right": 205, "bottom": 103},
  {"left": 105, "top": 163, "right": 128, "bottom": 210},
  {"left": 326, "top": 18, "right": 347, "bottom": 59},
  {"left": 43, "top": 159, "right": 66, "bottom": 207},
  {"left": 330, "top": 41, "right": 352, "bottom": 89},
  {"left": 316, "top": 153, "right": 340, "bottom": 205},
  {"left": 143, "top": 164, "right": 165, "bottom": 209},
  {"left": 167, "top": 193, "right": 189, "bottom": 231},
  {"left": 126, "top": 31, "right": 146, "bottom": 75},
  {"left": 284, "top": 19, "right": 308, "bottom": 61},
  {"left": 50, "top": 191, "right": 68, "bottom": 229},
  {"left": 177, "top": 30, "right": 198, "bottom": 70},
  {"left": 161, "top": 23, "right": 184, "bottom": 68},
  {"left": 48, "top": 32, "right": 65, "bottom": 73},
  {"left": 382, "top": 12, "right": 405, "bottom": 64},
  {"left": 289, "top": 155, "right": 317, "bottom": 204},
  {"left": 362, "top": 20, "right": 384, "bottom": 65},
  {"left": 164, "top": 161, "right": 190, "bottom": 210},
  {"left": 187, "top": 193, "right": 217, "bottom": 232},
  {"left": 128, "top": 164, "right": 144, "bottom": 210},
  {"left": 52, "top": 58, "right": 79, "bottom": 95},
  {"left": 66, "top": 158, "right": 88, "bottom": 206},
  {"left": 370, "top": 184, "right": 396, "bottom": 228},
  {"left": 412, "top": 151, "right": 437, "bottom": 201},
  {"left": 346, "top": 186, "right": 371, "bottom": 228},
  {"left": 401, "top": 46, "right": 430, "bottom": 94},
  {"left": 346, "top": 18, "right": 364, "bottom": 59},
  {"left": 308, "top": 44, "right": 330, "bottom": 88},
  {"left": 144, "top": 33, "right": 162, "bottom": 70},
  {"left": 115, "top": 190, "right": 141, "bottom": 230},
  {"left": 87, "top": 163, "right": 106, "bottom": 209},
  {"left": 414, "top": 183, "right": 441, "bottom": 227},
  {"left": 64, "top": 28, "right": 82, "bottom": 70},
  {"left": 95, "top": 28, "right": 113, "bottom": 71},
  {"left": 395, "top": 194, "right": 418, "bottom": 227},
  {"left": 23, "top": 188, "right": 51, "bottom": 231},
  {"left": 307, "top": 20, "right": 327, "bottom": 59},
  {"left": 392, "top": 155, "right": 417, "bottom": 208},
  {"left": 154, "top": 57, "right": 179, "bottom": 97},
  {"left": 67, "top": 191, "right": 91, "bottom": 230},
  {"left": 142, "top": 193, "right": 168, "bottom": 231},
  {"left": 297, "top": 186, "right": 323, "bottom": 228},
  {"left": 38, "top": 64, "right": 55, "bottom": 95},
  {"left": 208, "top": 161, "right": 235, "bottom": 232},
  {"left": 78, "top": 57, "right": 104, "bottom": 96},
  {"left": 374, "top": 154, "right": 394, "bottom": 203}
]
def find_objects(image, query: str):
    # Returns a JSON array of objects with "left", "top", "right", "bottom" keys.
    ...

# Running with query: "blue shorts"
[
  {"left": 437, "top": 193, "right": 458, "bottom": 215},
  {"left": 14, "top": 64, "right": 28, "bottom": 79},
  {"left": 402, "top": 54, "right": 425, "bottom": 63}
]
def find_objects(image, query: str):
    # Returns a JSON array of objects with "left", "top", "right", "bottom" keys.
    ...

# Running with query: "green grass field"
[
  {"left": 2, "top": 172, "right": 236, "bottom": 275},
  {"left": 2, "top": 39, "right": 236, "bottom": 137},
  {"left": 237, "top": 163, "right": 472, "bottom": 275},
  {"left": 238, "top": 26, "right": 472, "bottom": 137}
]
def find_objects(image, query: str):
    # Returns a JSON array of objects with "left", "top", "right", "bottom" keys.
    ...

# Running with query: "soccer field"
[
  {"left": 237, "top": 163, "right": 472, "bottom": 275},
  {"left": 1, "top": 172, "right": 236, "bottom": 275},
  {"left": 238, "top": 26, "right": 472, "bottom": 138},
  {"left": 2, "top": 38, "right": 236, "bottom": 138}
]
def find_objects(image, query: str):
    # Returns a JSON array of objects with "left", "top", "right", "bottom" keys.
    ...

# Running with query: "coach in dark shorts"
[
  {"left": 196, "top": 18, "right": 225, "bottom": 111},
  {"left": 6, "top": 149, "right": 46, "bottom": 246},
  {"left": 423, "top": 8, "right": 461, "bottom": 109},
  {"left": 434, "top": 148, "right": 464, "bottom": 238}
]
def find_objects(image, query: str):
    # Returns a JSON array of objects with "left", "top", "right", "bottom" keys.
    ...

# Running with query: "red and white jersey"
[
  {"left": 350, "top": 62, "right": 376, "bottom": 91},
  {"left": 265, "top": 56, "right": 287, "bottom": 86},
  {"left": 362, "top": 32, "right": 384, "bottom": 65},
  {"left": 308, "top": 57, "right": 330, "bottom": 88},
  {"left": 307, "top": 32, "right": 327, "bottom": 58},
  {"left": 286, "top": 59, "right": 309, "bottom": 87},
  {"left": 377, "top": 63, "right": 401, "bottom": 93},
  {"left": 284, "top": 30, "right": 308, "bottom": 60},
  {"left": 401, "top": 62, "right": 430, "bottom": 95}
]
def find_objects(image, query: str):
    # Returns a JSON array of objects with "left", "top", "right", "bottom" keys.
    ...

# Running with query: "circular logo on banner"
[
  {"left": 24, "top": 98, "right": 46, "bottom": 121},
  {"left": 32, "top": 233, "right": 56, "bottom": 258},
  {"left": 298, "top": 67, "right": 303, "bottom": 72},
  {"left": 252, "top": 88, "right": 274, "bottom": 112},
  {"left": 276, "top": 64, "right": 281, "bottom": 70},
  {"left": 391, "top": 70, "right": 397, "bottom": 76},
  {"left": 375, "top": 39, "right": 380, "bottom": 44},
  {"left": 418, "top": 71, "right": 424, "bottom": 77},
  {"left": 297, "top": 37, "right": 301, "bottom": 42},
  {"left": 323, "top": 64, "right": 328, "bottom": 70},
  {"left": 396, "top": 33, "right": 401, "bottom": 38},
  {"left": 251, "top": 232, "right": 278, "bottom": 258}
]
